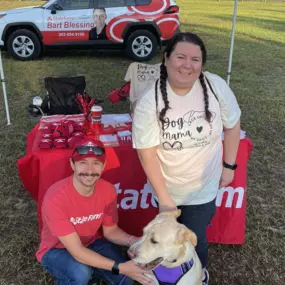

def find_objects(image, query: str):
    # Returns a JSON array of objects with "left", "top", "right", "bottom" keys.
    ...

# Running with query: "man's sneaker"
[{"left": 202, "top": 268, "right": 209, "bottom": 285}]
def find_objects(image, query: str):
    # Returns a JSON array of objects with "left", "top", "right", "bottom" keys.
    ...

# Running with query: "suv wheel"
[
  {"left": 126, "top": 30, "right": 158, "bottom": 62},
  {"left": 7, "top": 29, "right": 41, "bottom": 60}
]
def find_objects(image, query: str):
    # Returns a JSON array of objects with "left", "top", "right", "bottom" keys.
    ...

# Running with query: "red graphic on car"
[{"left": 106, "top": 0, "right": 178, "bottom": 43}]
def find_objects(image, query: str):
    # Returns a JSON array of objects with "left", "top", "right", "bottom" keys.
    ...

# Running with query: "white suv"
[{"left": 0, "top": 0, "right": 180, "bottom": 61}]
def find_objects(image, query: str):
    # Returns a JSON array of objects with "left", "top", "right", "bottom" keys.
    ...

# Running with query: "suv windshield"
[{"left": 41, "top": 0, "right": 54, "bottom": 8}]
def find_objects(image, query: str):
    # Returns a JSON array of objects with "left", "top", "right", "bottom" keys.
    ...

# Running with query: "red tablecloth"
[{"left": 17, "top": 123, "right": 253, "bottom": 244}]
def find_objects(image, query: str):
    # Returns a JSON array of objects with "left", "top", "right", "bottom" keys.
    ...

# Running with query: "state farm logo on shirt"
[{"left": 70, "top": 213, "right": 103, "bottom": 225}]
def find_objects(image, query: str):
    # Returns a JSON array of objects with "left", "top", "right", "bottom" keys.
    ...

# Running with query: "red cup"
[
  {"left": 39, "top": 124, "right": 52, "bottom": 134},
  {"left": 71, "top": 131, "right": 85, "bottom": 139},
  {"left": 38, "top": 138, "right": 53, "bottom": 149},
  {"left": 50, "top": 122, "right": 64, "bottom": 131},
  {"left": 91, "top": 105, "right": 103, "bottom": 136},
  {"left": 54, "top": 137, "right": 68, "bottom": 149},
  {"left": 68, "top": 137, "right": 83, "bottom": 149},
  {"left": 53, "top": 123, "right": 63, "bottom": 138},
  {"left": 42, "top": 133, "right": 53, "bottom": 139},
  {"left": 91, "top": 105, "right": 103, "bottom": 125},
  {"left": 62, "top": 121, "right": 74, "bottom": 138},
  {"left": 72, "top": 121, "right": 85, "bottom": 131}
]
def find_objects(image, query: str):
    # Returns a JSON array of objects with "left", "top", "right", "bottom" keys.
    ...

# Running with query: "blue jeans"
[
  {"left": 177, "top": 198, "right": 217, "bottom": 269},
  {"left": 41, "top": 238, "right": 133, "bottom": 285}
]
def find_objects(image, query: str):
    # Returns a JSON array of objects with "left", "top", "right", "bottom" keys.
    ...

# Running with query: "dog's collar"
[{"left": 153, "top": 258, "right": 194, "bottom": 285}]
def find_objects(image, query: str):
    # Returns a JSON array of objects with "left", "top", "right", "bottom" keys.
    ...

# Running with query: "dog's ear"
[
  {"left": 159, "top": 209, "right": 181, "bottom": 218},
  {"left": 176, "top": 226, "right": 197, "bottom": 247}
]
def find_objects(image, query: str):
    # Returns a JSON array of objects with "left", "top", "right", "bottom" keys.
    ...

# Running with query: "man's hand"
[
  {"left": 119, "top": 260, "right": 154, "bottom": 285},
  {"left": 219, "top": 167, "right": 235, "bottom": 188}
]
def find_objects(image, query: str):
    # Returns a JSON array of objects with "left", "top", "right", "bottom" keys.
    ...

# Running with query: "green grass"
[{"left": 0, "top": 0, "right": 285, "bottom": 284}]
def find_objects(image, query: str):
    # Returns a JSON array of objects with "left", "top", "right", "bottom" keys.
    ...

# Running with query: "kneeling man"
[{"left": 36, "top": 138, "right": 152, "bottom": 285}]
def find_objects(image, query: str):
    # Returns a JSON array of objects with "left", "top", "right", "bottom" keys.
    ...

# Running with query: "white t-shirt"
[
  {"left": 132, "top": 72, "right": 241, "bottom": 206},
  {"left": 124, "top": 62, "right": 161, "bottom": 107}
]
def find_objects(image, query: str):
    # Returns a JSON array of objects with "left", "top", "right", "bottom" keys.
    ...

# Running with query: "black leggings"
[{"left": 177, "top": 199, "right": 216, "bottom": 269}]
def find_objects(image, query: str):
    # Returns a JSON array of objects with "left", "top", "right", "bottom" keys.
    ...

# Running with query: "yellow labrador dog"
[{"left": 128, "top": 210, "right": 202, "bottom": 285}]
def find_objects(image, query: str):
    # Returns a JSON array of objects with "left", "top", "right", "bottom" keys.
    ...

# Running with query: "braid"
[
  {"left": 159, "top": 64, "right": 170, "bottom": 125},
  {"left": 199, "top": 72, "right": 212, "bottom": 122}
]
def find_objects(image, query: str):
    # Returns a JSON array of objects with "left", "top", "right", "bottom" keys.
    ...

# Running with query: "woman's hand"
[
  {"left": 128, "top": 236, "right": 140, "bottom": 247},
  {"left": 219, "top": 167, "right": 235, "bottom": 188},
  {"left": 158, "top": 196, "right": 177, "bottom": 213}
]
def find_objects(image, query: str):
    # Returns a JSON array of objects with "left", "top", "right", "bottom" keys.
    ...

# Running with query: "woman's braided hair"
[{"left": 159, "top": 32, "right": 212, "bottom": 124}]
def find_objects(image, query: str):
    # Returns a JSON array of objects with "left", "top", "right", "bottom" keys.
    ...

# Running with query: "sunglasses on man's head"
[{"left": 73, "top": 145, "right": 105, "bottom": 156}]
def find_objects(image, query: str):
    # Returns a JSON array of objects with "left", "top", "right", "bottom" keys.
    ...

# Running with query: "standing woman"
[{"left": 132, "top": 32, "right": 241, "bottom": 285}]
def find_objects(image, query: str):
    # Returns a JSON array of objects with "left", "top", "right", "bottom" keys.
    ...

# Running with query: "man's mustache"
[{"left": 79, "top": 173, "right": 100, "bottom": 177}]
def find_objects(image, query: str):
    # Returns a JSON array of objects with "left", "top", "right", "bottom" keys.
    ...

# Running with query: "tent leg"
[
  {"left": 227, "top": 0, "right": 238, "bottom": 86},
  {"left": 0, "top": 49, "right": 11, "bottom": 125}
]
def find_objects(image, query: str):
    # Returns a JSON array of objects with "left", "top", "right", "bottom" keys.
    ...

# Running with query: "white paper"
[
  {"left": 117, "top": 130, "right": 132, "bottom": 137},
  {"left": 99, "top": 134, "right": 118, "bottom": 143},
  {"left": 102, "top": 113, "right": 132, "bottom": 125}
]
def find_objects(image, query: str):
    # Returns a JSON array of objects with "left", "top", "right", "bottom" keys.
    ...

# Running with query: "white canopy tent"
[
  {"left": 0, "top": 49, "right": 11, "bottom": 125},
  {"left": 227, "top": 0, "right": 238, "bottom": 85},
  {"left": 0, "top": 0, "right": 238, "bottom": 125}
]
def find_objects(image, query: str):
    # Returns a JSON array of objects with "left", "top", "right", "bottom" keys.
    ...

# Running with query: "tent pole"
[
  {"left": 227, "top": 0, "right": 238, "bottom": 86},
  {"left": 0, "top": 49, "right": 11, "bottom": 125}
]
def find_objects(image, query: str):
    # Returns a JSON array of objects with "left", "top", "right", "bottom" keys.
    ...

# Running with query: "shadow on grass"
[{"left": 43, "top": 47, "right": 128, "bottom": 60}]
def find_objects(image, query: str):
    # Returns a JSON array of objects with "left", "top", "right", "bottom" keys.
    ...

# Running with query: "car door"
[
  {"left": 42, "top": 0, "right": 95, "bottom": 45},
  {"left": 93, "top": 0, "right": 132, "bottom": 43}
]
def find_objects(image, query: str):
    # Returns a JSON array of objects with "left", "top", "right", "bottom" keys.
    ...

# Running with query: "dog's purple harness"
[{"left": 153, "top": 258, "right": 194, "bottom": 285}]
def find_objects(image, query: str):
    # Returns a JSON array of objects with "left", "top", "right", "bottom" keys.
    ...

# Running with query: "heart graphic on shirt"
[
  {"left": 149, "top": 67, "right": 158, "bottom": 79},
  {"left": 137, "top": 74, "right": 146, "bottom": 82},
  {"left": 197, "top": 126, "right": 203, "bottom": 133},
  {"left": 162, "top": 141, "right": 183, "bottom": 151}
]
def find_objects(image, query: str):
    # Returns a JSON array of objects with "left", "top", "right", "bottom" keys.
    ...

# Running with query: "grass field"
[{"left": 0, "top": 0, "right": 285, "bottom": 284}]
